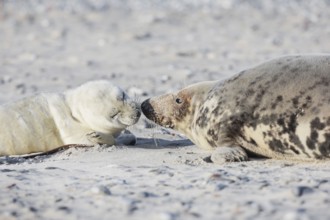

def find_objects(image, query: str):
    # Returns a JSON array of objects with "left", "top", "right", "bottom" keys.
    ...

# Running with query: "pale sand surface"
[{"left": 1, "top": 1, "right": 330, "bottom": 219}]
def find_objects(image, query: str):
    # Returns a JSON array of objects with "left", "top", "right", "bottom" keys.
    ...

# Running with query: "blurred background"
[{"left": 0, "top": 0, "right": 330, "bottom": 103}]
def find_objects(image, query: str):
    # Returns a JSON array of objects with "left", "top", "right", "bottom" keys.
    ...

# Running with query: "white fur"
[{"left": 0, "top": 80, "right": 141, "bottom": 156}]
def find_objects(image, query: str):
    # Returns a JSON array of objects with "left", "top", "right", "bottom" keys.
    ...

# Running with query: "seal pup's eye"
[{"left": 175, "top": 98, "right": 183, "bottom": 104}]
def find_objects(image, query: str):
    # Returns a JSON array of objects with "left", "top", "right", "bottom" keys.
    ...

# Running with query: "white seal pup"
[
  {"left": 142, "top": 55, "right": 330, "bottom": 163},
  {"left": 0, "top": 80, "right": 141, "bottom": 156}
]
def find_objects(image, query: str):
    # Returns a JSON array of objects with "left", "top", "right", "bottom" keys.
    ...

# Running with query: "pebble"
[
  {"left": 149, "top": 167, "right": 174, "bottom": 177},
  {"left": 291, "top": 186, "right": 314, "bottom": 197},
  {"left": 90, "top": 185, "right": 111, "bottom": 195},
  {"left": 138, "top": 191, "right": 157, "bottom": 198},
  {"left": 0, "top": 75, "right": 13, "bottom": 84},
  {"left": 160, "top": 75, "right": 171, "bottom": 83},
  {"left": 134, "top": 32, "right": 152, "bottom": 40}
]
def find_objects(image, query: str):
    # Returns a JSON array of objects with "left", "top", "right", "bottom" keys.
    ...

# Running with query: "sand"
[{"left": 1, "top": 1, "right": 330, "bottom": 219}]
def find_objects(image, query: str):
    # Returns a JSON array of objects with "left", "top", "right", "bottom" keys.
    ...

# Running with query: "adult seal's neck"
[{"left": 177, "top": 81, "right": 216, "bottom": 142}]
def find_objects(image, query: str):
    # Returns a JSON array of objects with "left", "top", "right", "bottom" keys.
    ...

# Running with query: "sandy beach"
[{"left": 1, "top": 1, "right": 330, "bottom": 219}]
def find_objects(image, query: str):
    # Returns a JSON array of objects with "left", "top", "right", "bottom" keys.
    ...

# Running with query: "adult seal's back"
[{"left": 142, "top": 55, "right": 330, "bottom": 163}]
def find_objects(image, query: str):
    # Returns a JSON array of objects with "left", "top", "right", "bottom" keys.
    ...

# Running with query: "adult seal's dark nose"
[
  {"left": 141, "top": 99, "right": 154, "bottom": 119},
  {"left": 141, "top": 99, "right": 150, "bottom": 111}
]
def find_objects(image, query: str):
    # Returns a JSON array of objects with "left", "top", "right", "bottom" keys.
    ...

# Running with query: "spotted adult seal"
[
  {"left": 142, "top": 55, "right": 330, "bottom": 163},
  {"left": 0, "top": 80, "right": 141, "bottom": 156}
]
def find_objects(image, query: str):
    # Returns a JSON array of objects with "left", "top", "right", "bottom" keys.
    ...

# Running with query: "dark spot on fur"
[
  {"left": 290, "top": 146, "right": 300, "bottom": 154},
  {"left": 311, "top": 130, "right": 318, "bottom": 141},
  {"left": 256, "top": 89, "right": 266, "bottom": 101},
  {"left": 211, "top": 105, "right": 221, "bottom": 115},
  {"left": 196, "top": 112, "right": 208, "bottom": 128},
  {"left": 207, "top": 129, "right": 218, "bottom": 142},
  {"left": 311, "top": 117, "right": 325, "bottom": 130},
  {"left": 245, "top": 89, "right": 255, "bottom": 97},
  {"left": 225, "top": 115, "right": 247, "bottom": 140},
  {"left": 292, "top": 97, "right": 299, "bottom": 108},
  {"left": 206, "top": 138, "right": 216, "bottom": 148},
  {"left": 319, "top": 133, "right": 330, "bottom": 157},
  {"left": 305, "top": 117, "right": 330, "bottom": 157},
  {"left": 288, "top": 114, "right": 298, "bottom": 133},
  {"left": 289, "top": 134, "right": 308, "bottom": 156},
  {"left": 249, "top": 138, "right": 258, "bottom": 146},
  {"left": 262, "top": 132, "right": 267, "bottom": 138},
  {"left": 290, "top": 67, "right": 299, "bottom": 73},
  {"left": 259, "top": 114, "right": 277, "bottom": 126},
  {"left": 271, "top": 95, "right": 284, "bottom": 109},
  {"left": 196, "top": 107, "right": 212, "bottom": 128},
  {"left": 277, "top": 118, "right": 285, "bottom": 126},
  {"left": 268, "top": 139, "right": 285, "bottom": 153},
  {"left": 277, "top": 95, "right": 283, "bottom": 102},
  {"left": 306, "top": 131, "right": 318, "bottom": 150}
]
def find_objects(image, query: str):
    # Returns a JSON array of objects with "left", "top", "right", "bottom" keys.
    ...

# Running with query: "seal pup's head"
[
  {"left": 141, "top": 81, "right": 215, "bottom": 138},
  {"left": 66, "top": 80, "right": 141, "bottom": 134}
]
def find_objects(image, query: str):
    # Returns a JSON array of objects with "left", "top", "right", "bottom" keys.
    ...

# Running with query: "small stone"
[
  {"left": 90, "top": 185, "right": 111, "bottom": 195},
  {"left": 215, "top": 183, "right": 227, "bottom": 191},
  {"left": 86, "top": 60, "right": 96, "bottom": 67},
  {"left": 161, "top": 75, "right": 171, "bottom": 83},
  {"left": 135, "top": 32, "right": 152, "bottom": 40},
  {"left": 0, "top": 75, "right": 12, "bottom": 84},
  {"left": 29, "top": 207, "right": 38, "bottom": 213},
  {"left": 291, "top": 186, "right": 314, "bottom": 197},
  {"left": 138, "top": 191, "right": 157, "bottom": 198},
  {"left": 176, "top": 51, "right": 195, "bottom": 57},
  {"left": 58, "top": 206, "right": 71, "bottom": 213}
]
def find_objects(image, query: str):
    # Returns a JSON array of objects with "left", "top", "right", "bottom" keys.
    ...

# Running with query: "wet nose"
[
  {"left": 141, "top": 99, "right": 154, "bottom": 117},
  {"left": 141, "top": 99, "right": 150, "bottom": 112}
]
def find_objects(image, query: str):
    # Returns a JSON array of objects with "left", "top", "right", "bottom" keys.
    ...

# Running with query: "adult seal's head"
[{"left": 142, "top": 81, "right": 215, "bottom": 140}]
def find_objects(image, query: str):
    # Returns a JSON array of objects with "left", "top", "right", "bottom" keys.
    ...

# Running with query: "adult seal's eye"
[{"left": 175, "top": 98, "right": 183, "bottom": 104}]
